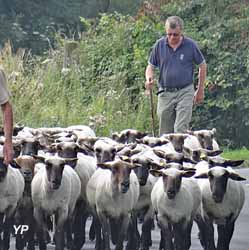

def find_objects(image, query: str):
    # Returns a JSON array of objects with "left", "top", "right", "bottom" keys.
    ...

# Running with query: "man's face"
[{"left": 165, "top": 26, "right": 182, "bottom": 46}]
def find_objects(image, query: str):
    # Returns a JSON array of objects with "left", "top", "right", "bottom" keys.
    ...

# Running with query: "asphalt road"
[{"left": 9, "top": 168, "right": 249, "bottom": 250}]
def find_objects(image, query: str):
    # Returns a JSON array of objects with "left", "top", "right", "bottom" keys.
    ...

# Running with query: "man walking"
[
  {"left": 0, "top": 67, "right": 13, "bottom": 165},
  {"left": 145, "top": 16, "right": 207, "bottom": 135}
]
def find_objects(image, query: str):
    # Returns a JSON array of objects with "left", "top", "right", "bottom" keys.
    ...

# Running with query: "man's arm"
[
  {"left": 194, "top": 62, "right": 207, "bottom": 104},
  {"left": 1, "top": 101, "right": 13, "bottom": 165},
  {"left": 145, "top": 64, "right": 155, "bottom": 90}
]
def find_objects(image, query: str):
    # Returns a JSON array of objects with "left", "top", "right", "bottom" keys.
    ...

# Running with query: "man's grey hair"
[{"left": 165, "top": 16, "right": 184, "bottom": 30}]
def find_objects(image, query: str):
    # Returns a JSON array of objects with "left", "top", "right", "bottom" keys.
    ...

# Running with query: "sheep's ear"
[
  {"left": 111, "top": 132, "right": 120, "bottom": 141},
  {"left": 64, "top": 158, "right": 78, "bottom": 165},
  {"left": 181, "top": 170, "right": 196, "bottom": 178},
  {"left": 32, "top": 155, "right": 45, "bottom": 163},
  {"left": 11, "top": 159, "right": 21, "bottom": 169},
  {"left": 135, "top": 138, "right": 143, "bottom": 144},
  {"left": 194, "top": 172, "right": 208, "bottom": 178},
  {"left": 149, "top": 159, "right": 166, "bottom": 170},
  {"left": 186, "top": 129, "right": 194, "bottom": 135},
  {"left": 129, "top": 162, "right": 143, "bottom": 169},
  {"left": 153, "top": 149, "right": 165, "bottom": 158},
  {"left": 115, "top": 144, "right": 126, "bottom": 152},
  {"left": 229, "top": 172, "right": 246, "bottom": 181},
  {"left": 211, "top": 128, "right": 216, "bottom": 134},
  {"left": 183, "top": 145, "right": 191, "bottom": 156},
  {"left": 224, "top": 160, "right": 244, "bottom": 167},
  {"left": 150, "top": 169, "right": 163, "bottom": 177},
  {"left": 205, "top": 149, "right": 223, "bottom": 157},
  {"left": 97, "top": 162, "right": 112, "bottom": 170},
  {"left": 119, "top": 155, "right": 131, "bottom": 162},
  {"left": 183, "top": 157, "right": 197, "bottom": 164}
]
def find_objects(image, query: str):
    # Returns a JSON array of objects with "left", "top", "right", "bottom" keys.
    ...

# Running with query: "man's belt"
[{"left": 157, "top": 84, "right": 191, "bottom": 95}]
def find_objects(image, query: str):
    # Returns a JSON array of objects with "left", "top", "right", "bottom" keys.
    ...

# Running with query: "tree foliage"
[{"left": 0, "top": 0, "right": 248, "bottom": 148}]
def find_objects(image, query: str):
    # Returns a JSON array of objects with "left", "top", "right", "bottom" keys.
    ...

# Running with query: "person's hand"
[
  {"left": 145, "top": 77, "right": 154, "bottom": 90},
  {"left": 144, "top": 78, "right": 154, "bottom": 96},
  {"left": 3, "top": 140, "right": 13, "bottom": 165},
  {"left": 194, "top": 88, "right": 204, "bottom": 105}
]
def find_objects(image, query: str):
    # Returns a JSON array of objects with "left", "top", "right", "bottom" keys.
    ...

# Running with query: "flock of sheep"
[{"left": 0, "top": 125, "right": 246, "bottom": 250}]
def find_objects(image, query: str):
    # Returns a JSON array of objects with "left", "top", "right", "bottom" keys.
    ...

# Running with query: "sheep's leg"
[
  {"left": 115, "top": 215, "right": 130, "bottom": 250},
  {"left": 173, "top": 221, "right": 188, "bottom": 250},
  {"left": 3, "top": 207, "right": 16, "bottom": 250},
  {"left": 93, "top": 214, "right": 102, "bottom": 250},
  {"left": 203, "top": 217, "right": 215, "bottom": 250},
  {"left": 3, "top": 216, "right": 12, "bottom": 250},
  {"left": 185, "top": 221, "right": 193, "bottom": 250},
  {"left": 65, "top": 218, "right": 73, "bottom": 249},
  {"left": 194, "top": 214, "right": 207, "bottom": 248},
  {"left": 26, "top": 218, "right": 35, "bottom": 250},
  {"left": 33, "top": 208, "right": 47, "bottom": 250},
  {"left": 98, "top": 213, "right": 111, "bottom": 250},
  {"left": 157, "top": 219, "right": 174, "bottom": 250},
  {"left": 159, "top": 230, "right": 165, "bottom": 250},
  {"left": 140, "top": 217, "right": 154, "bottom": 250},
  {"left": 126, "top": 213, "right": 140, "bottom": 250},
  {"left": 72, "top": 199, "right": 87, "bottom": 250},
  {"left": 54, "top": 210, "right": 67, "bottom": 250},
  {"left": 217, "top": 221, "right": 235, "bottom": 250},
  {"left": 0, "top": 213, "right": 4, "bottom": 250},
  {"left": 15, "top": 211, "right": 24, "bottom": 250}
]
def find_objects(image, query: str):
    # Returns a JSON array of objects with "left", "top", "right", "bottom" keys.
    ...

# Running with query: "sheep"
[
  {"left": 136, "top": 136, "right": 169, "bottom": 147},
  {"left": 186, "top": 128, "right": 219, "bottom": 151},
  {"left": 93, "top": 138, "right": 118, "bottom": 163},
  {"left": 150, "top": 167, "right": 201, "bottom": 250},
  {"left": 31, "top": 155, "right": 81, "bottom": 250},
  {"left": 0, "top": 156, "right": 25, "bottom": 250},
  {"left": 14, "top": 155, "right": 37, "bottom": 250},
  {"left": 161, "top": 133, "right": 189, "bottom": 153},
  {"left": 194, "top": 165, "right": 246, "bottom": 250},
  {"left": 86, "top": 159, "right": 140, "bottom": 250},
  {"left": 53, "top": 141, "right": 96, "bottom": 249},
  {"left": 112, "top": 129, "right": 147, "bottom": 144},
  {"left": 125, "top": 152, "right": 159, "bottom": 250}
]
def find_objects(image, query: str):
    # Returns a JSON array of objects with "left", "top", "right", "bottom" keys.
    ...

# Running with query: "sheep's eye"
[
  {"left": 46, "top": 163, "right": 52, "bottom": 169},
  {"left": 198, "top": 133, "right": 203, "bottom": 138},
  {"left": 95, "top": 148, "right": 101, "bottom": 154},
  {"left": 208, "top": 173, "right": 213, "bottom": 179}
]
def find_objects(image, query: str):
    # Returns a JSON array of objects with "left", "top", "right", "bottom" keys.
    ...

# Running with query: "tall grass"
[{"left": 0, "top": 15, "right": 158, "bottom": 137}]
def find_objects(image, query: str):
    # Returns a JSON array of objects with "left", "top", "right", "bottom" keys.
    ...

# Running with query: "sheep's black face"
[
  {"left": 209, "top": 170, "right": 228, "bottom": 203},
  {"left": 197, "top": 133, "right": 213, "bottom": 150},
  {"left": 163, "top": 174, "right": 182, "bottom": 200},
  {"left": 46, "top": 162, "right": 64, "bottom": 190},
  {"left": 0, "top": 159, "right": 8, "bottom": 181},
  {"left": 21, "top": 140, "right": 40, "bottom": 156},
  {"left": 168, "top": 135, "right": 186, "bottom": 153},
  {"left": 132, "top": 159, "right": 149, "bottom": 186},
  {"left": 112, "top": 165, "right": 131, "bottom": 193},
  {"left": 95, "top": 147, "right": 116, "bottom": 164},
  {"left": 57, "top": 142, "right": 78, "bottom": 160}
]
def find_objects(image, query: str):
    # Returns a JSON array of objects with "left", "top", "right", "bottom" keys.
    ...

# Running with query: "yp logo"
[{"left": 13, "top": 225, "right": 29, "bottom": 235}]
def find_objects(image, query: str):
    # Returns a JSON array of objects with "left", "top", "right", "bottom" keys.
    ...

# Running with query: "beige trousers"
[{"left": 157, "top": 84, "right": 195, "bottom": 136}]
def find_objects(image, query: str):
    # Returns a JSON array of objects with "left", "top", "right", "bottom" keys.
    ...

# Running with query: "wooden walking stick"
[{"left": 147, "top": 77, "right": 156, "bottom": 137}]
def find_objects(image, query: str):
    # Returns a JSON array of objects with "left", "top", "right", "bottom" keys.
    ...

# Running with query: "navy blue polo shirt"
[{"left": 148, "top": 36, "right": 205, "bottom": 88}]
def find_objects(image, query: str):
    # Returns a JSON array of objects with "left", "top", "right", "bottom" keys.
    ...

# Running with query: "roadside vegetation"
[{"left": 1, "top": 0, "right": 249, "bottom": 150}]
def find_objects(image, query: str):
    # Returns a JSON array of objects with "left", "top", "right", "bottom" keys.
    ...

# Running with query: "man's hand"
[
  {"left": 194, "top": 88, "right": 204, "bottom": 105},
  {"left": 145, "top": 77, "right": 154, "bottom": 90},
  {"left": 3, "top": 140, "right": 13, "bottom": 165},
  {"left": 144, "top": 78, "right": 154, "bottom": 96}
]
